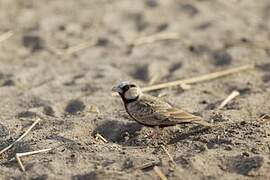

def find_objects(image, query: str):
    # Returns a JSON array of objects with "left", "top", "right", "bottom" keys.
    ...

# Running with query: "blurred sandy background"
[{"left": 0, "top": 0, "right": 270, "bottom": 179}]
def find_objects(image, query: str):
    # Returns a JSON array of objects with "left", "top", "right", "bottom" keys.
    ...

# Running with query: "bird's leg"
[
  {"left": 147, "top": 126, "right": 161, "bottom": 139},
  {"left": 154, "top": 126, "right": 161, "bottom": 134}
]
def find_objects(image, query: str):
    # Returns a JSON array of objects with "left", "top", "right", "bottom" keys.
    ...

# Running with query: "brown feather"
[
  {"left": 126, "top": 94, "right": 212, "bottom": 127},
  {"left": 114, "top": 82, "right": 213, "bottom": 128},
  {"left": 167, "top": 107, "right": 212, "bottom": 127}
]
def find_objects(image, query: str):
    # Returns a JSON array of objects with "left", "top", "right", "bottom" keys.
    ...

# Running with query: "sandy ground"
[{"left": 0, "top": 0, "right": 270, "bottom": 179}]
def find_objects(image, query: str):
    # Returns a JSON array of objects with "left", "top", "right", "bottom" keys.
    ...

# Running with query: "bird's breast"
[{"left": 126, "top": 101, "right": 160, "bottom": 126}]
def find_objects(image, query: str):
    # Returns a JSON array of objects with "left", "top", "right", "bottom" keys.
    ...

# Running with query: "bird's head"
[{"left": 112, "top": 81, "right": 142, "bottom": 103}]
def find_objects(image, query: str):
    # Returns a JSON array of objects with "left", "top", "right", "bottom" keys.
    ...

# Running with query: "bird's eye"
[{"left": 122, "top": 85, "right": 130, "bottom": 92}]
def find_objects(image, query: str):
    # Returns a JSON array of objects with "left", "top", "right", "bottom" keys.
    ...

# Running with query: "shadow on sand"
[{"left": 92, "top": 120, "right": 143, "bottom": 144}]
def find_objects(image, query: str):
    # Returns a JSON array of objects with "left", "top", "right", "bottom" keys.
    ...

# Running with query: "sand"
[{"left": 0, "top": 0, "right": 270, "bottom": 179}]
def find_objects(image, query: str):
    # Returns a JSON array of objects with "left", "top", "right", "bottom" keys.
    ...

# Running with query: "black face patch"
[
  {"left": 121, "top": 85, "right": 130, "bottom": 93},
  {"left": 121, "top": 84, "right": 136, "bottom": 94}
]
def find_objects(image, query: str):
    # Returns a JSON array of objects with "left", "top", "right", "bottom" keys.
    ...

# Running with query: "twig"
[
  {"left": 0, "top": 118, "right": 41, "bottom": 155},
  {"left": 142, "top": 64, "right": 254, "bottom": 92},
  {"left": 54, "top": 40, "right": 96, "bottom": 55},
  {"left": 136, "top": 160, "right": 160, "bottom": 170},
  {"left": 15, "top": 154, "right": 25, "bottom": 171},
  {"left": 160, "top": 145, "right": 176, "bottom": 168},
  {"left": 112, "top": 64, "right": 254, "bottom": 96},
  {"left": 179, "top": 83, "right": 191, "bottom": 90},
  {"left": 257, "top": 114, "right": 270, "bottom": 122},
  {"left": 130, "top": 32, "right": 180, "bottom": 46},
  {"left": 264, "top": 128, "right": 269, "bottom": 138},
  {"left": 16, "top": 148, "right": 52, "bottom": 172},
  {"left": 102, "top": 169, "right": 125, "bottom": 175},
  {"left": 157, "top": 92, "right": 168, "bottom": 98},
  {"left": 153, "top": 166, "right": 168, "bottom": 180},
  {"left": 95, "top": 133, "right": 108, "bottom": 143},
  {"left": 0, "top": 31, "right": 13, "bottom": 43},
  {"left": 217, "top": 90, "right": 240, "bottom": 110},
  {"left": 16, "top": 148, "right": 52, "bottom": 157},
  {"left": 149, "top": 75, "right": 159, "bottom": 85}
]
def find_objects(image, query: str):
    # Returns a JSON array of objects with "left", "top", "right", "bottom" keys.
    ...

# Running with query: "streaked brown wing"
[
  {"left": 166, "top": 107, "right": 212, "bottom": 127},
  {"left": 167, "top": 107, "right": 201, "bottom": 121},
  {"left": 128, "top": 94, "right": 212, "bottom": 127},
  {"left": 127, "top": 95, "right": 172, "bottom": 126},
  {"left": 148, "top": 100, "right": 211, "bottom": 127}
]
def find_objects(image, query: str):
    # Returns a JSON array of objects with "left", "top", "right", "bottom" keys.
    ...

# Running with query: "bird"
[{"left": 112, "top": 81, "right": 212, "bottom": 129}]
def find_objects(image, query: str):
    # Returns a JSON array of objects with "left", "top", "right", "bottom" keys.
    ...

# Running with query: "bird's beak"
[{"left": 112, "top": 86, "right": 122, "bottom": 93}]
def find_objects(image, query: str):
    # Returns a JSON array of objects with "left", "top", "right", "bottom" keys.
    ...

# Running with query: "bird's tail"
[
  {"left": 176, "top": 116, "right": 213, "bottom": 127},
  {"left": 169, "top": 108, "right": 213, "bottom": 127},
  {"left": 192, "top": 119, "right": 213, "bottom": 127}
]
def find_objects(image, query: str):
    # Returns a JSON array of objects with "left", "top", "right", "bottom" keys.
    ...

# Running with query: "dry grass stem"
[
  {"left": 0, "top": 118, "right": 41, "bottom": 155},
  {"left": 136, "top": 161, "right": 158, "bottom": 170},
  {"left": 95, "top": 133, "right": 108, "bottom": 143},
  {"left": 153, "top": 166, "right": 168, "bottom": 180},
  {"left": 157, "top": 92, "right": 168, "bottom": 98},
  {"left": 161, "top": 145, "right": 176, "bottom": 168},
  {"left": 0, "top": 31, "right": 13, "bottom": 43},
  {"left": 111, "top": 64, "right": 254, "bottom": 96},
  {"left": 131, "top": 32, "right": 180, "bottom": 46},
  {"left": 55, "top": 40, "right": 96, "bottom": 55},
  {"left": 16, "top": 148, "right": 52, "bottom": 172},
  {"left": 17, "top": 148, "right": 52, "bottom": 157},
  {"left": 257, "top": 114, "right": 270, "bottom": 123},
  {"left": 217, "top": 90, "right": 240, "bottom": 110},
  {"left": 15, "top": 154, "right": 25, "bottom": 172},
  {"left": 149, "top": 75, "right": 159, "bottom": 85},
  {"left": 179, "top": 83, "right": 191, "bottom": 90},
  {"left": 264, "top": 129, "right": 269, "bottom": 138},
  {"left": 142, "top": 64, "right": 254, "bottom": 92}
]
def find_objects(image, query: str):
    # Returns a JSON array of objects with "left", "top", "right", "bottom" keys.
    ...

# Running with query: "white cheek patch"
[{"left": 124, "top": 87, "right": 141, "bottom": 100}]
